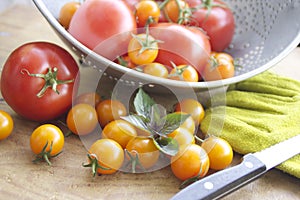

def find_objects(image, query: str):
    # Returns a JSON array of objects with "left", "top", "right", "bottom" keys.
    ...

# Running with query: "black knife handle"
[{"left": 171, "top": 154, "right": 267, "bottom": 200}]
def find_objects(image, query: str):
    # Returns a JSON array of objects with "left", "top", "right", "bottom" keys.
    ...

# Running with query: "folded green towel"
[{"left": 200, "top": 71, "right": 300, "bottom": 178}]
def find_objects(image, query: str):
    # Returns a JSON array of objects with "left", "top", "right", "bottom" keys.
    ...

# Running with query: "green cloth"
[{"left": 200, "top": 71, "right": 300, "bottom": 178}]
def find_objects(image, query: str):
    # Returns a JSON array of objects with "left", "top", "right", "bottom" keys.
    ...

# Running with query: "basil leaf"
[
  {"left": 133, "top": 88, "right": 156, "bottom": 119},
  {"left": 160, "top": 113, "right": 191, "bottom": 136},
  {"left": 148, "top": 104, "right": 167, "bottom": 133},
  {"left": 121, "top": 114, "right": 149, "bottom": 132},
  {"left": 153, "top": 137, "right": 179, "bottom": 156}
]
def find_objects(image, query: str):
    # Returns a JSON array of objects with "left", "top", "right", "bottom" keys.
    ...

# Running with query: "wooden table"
[{"left": 0, "top": 4, "right": 299, "bottom": 200}]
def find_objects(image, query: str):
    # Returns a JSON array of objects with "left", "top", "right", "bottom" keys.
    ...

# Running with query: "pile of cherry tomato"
[
  {"left": 0, "top": 0, "right": 237, "bottom": 188},
  {"left": 59, "top": 0, "right": 236, "bottom": 82}
]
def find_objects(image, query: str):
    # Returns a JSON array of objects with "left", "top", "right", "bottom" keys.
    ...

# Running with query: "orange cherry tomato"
[
  {"left": 86, "top": 139, "right": 124, "bottom": 175},
  {"left": 0, "top": 110, "right": 14, "bottom": 140},
  {"left": 163, "top": 0, "right": 190, "bottom": 24},
  {"left": 135, "top": 0, "right": 160, "bottom": 27},
  {"left": 201, "top": 136, "right": 233, "bottom": 170},
  {"left": 96, "top": 99, "right": 127, "bottom": 128},
  {"left": 66, "top": 103, "right": 98, "bottom": 135},
  {"left": 171, "top": 144, "right": 210, "bottom": 181},
  {"left": 142, "top": 62, "right": 169, "bottom": 78},
  {"left": 175, "top": 99, "right": 205, "bottom": 126},
  {"left": 202, "top": 51, "right": 235, "bottom": 81},
  {"left": 169, "top": 64, "right": 199, "bottom": 82},
  {"left": 58, "top": 1, "right": 81, "bottom": 29},
  {"left": 126, "top": 136, "right": 160, "bottom": 169},
  {"left": 102, "top": 119, "right": 137, "bottom": 149},
  {"left": 74, "top": 92, "right": 101, "bottom": 107},
  {"left": 30, "top": 124, "right": 64, "bottom": 165},
  {"left": 128, "top": 33, "right": 159, "bottom": 65},
  {"left": 168, "top": 127, "right": 195, "bottom": 150}
]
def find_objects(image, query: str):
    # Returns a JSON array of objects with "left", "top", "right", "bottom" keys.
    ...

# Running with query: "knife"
[{"left": 170, "top": 134, "right": 300, "bottom": 200}]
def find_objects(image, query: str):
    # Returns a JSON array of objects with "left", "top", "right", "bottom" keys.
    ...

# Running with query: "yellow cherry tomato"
[{"left": 0, "top": 110, "right": 14, "bottom": 140}]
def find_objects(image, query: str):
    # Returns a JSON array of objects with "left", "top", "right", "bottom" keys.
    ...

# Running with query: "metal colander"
[{"left": 32, "top": 0, "right": 300, "bottom": 94}]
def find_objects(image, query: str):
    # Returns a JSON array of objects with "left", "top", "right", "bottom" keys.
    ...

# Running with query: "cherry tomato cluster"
[
  {"left": 60, "top": 88, "right": 233, "bottom": 186},
  {"left": 59, "top": 0, "right": 237, "bottom": 82}
]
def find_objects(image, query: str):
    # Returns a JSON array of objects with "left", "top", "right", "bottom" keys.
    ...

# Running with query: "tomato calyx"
[
  {"left": 192, "top": 0, "right": 229, "bottom": 21},
  {"left": 160, "top": 0, "right": 192, "bottom": 24},
  {"left": 130, "top": 25, "right": 161, "bottom": 55},
  {"left": 124, "top": 149, "right": 146, "bottom": 173},
  {"left": 32, "top": 140, "right": 62, "bottom": 166},
  {"left": 21, "top": 67, "right": 75, "bottom": 98},
  {"left": 82, "top": 153, "right": 111, "bottom": 177},
  {"left": 168, "top": 62, "right": 189, "bottom": 81}
]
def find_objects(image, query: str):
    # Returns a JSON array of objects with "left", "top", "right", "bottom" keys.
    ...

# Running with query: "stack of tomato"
[{"left": 60, "top": 0, "right": 236, "bottom": 82}]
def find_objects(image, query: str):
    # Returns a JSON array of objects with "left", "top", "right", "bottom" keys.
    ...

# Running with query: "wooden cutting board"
[{"left": 0, "top": 4, "right": 299, "bottom": 200}]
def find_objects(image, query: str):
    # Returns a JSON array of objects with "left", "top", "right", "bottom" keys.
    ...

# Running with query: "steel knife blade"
[{"left": 170, "top": 134, "right": 300, "bottom": 200}]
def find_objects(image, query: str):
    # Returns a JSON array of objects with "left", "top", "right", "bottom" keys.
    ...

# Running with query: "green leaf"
[
  {"left": 133, "top": 88, "right": 156, "bottom": 119},
  {"left": 148, "top": 104, "right": 167, "bottom": 134},
  {"left": 160, "top": 112, "right": 191, "bottom": 136},
  {"left": 153, "top": 136, "right": 179, "bottom": 156},
  {"left": 121, "top": 114, "right": 149, "bottom": 132}
]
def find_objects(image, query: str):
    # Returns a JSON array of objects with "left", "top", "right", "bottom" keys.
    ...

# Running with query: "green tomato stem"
[{"left": 21, "top": 67, "right": 74, "bottom": 98}]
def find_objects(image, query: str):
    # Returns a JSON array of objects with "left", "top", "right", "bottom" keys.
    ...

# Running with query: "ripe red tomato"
[
  {"left": 186, "top": 0, "right": 235, "bottom": 52},
  {"left": 0, "top": 42, "right": 79, "bottom": 122},
  {"left": 68, "top": 0, "right": 137, "bottom": 60},
  {"left": 149, "top": 23, "right": 211, "bottom": 74}
]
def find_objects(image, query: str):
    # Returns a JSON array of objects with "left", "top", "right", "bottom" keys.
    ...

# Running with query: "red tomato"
[
  {"left": 68, "top": 0, "right": 137, "bottom": 60},
  {"left": 0, "top": 42, "right": 79, "bottom": 122},
  {"left": 186, "top": 0, "right": 235, "bottom": 52},
  {"left": 149, "top": 23, "right": 211, "bottom": 74}
]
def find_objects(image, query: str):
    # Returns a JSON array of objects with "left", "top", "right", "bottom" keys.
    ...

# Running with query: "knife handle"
[{"left": 171, "top": 154, "right": 267, "bottom": 200}]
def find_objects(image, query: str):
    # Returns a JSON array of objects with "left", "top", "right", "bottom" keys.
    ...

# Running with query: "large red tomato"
[
  {"left": 68, "top": 0, "right": 137, "bottom": 60},
  {"left": 0, "top": 42, "right": 79, "bottom": 122},
  {"left": 186, "top": 0, "right": 235, "bottom": 52},
  {"left": 149, "top": 23, "right": 211, "bottom": 74}
]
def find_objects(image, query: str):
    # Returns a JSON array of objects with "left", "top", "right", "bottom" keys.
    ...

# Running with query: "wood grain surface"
[{"left": 0, "top": 4, "right": 299, "bottom": 200}]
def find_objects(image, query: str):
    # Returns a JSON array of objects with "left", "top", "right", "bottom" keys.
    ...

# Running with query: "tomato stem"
[
  {"left": 82, "top": 153, "right": 111, "bottom": 177},
  {"left": 125, "top": 149, "right": 146, "bottom": 173},
  {"left": 32, "top": 140, "right": 62, "bottom": 166},
  {"left": 21, "top": 67, "right": 75, "bottom": 98}
]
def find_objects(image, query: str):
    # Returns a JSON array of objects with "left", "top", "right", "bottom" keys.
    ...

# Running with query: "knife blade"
[{"left": 170, "top": 134, "right": 300, "bottom": 200}]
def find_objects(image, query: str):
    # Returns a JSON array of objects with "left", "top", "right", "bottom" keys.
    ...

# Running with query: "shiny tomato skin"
[
  {"left": 96, "top": 99, "right": 127, "bottom": 128},
  {"left": 58, "top": 1, "right": 81, "bottom": 29},
  {"left": 149, "top": 23, "right": 211, "bottom": 74},
  {"left": 171, "top": 144, "right": 210, "bottom": 181},
  {"left": 66, "top": 103, "right": 98, "bottom": 136},
  {"left": 68, "top": 0, "right": 137, "bottom": 60},
  {"left": 202, "top": 51, "right": 235, "bottom": 81},
  {"left": 126, "top": 137, "right": 160, "bottom": 169},
  {"left": 186, "top": 0, "right": 235, "bottom": 52},
  {"left": 102, "top": 119, "right": 137, "bottom": 149},
  {"left": 88, "top": 139, "right": 124, "bottom": 175},
  {"left": 30, "top": 124, "right": 64, "bottom": 156},
  {"left": 0, "top": 110, "right": 14, "bottom": 140},
  {"left": 0, "top": 42, "right": 79, "bottom": 122},
  {"left": 201, "top": 136, "right": 233, "bottom": 170}
]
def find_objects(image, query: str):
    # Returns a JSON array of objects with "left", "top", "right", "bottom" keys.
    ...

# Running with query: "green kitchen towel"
[{"left": 200, "top": 71, "right": 300, "bottom": 178}]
